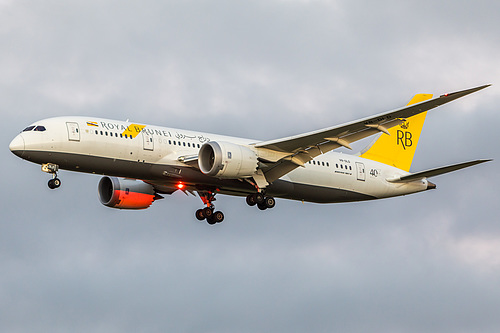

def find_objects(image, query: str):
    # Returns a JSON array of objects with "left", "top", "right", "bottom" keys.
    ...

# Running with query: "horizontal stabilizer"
[{"left": 387, "top": 159, "right": 492, "bottom": 183}]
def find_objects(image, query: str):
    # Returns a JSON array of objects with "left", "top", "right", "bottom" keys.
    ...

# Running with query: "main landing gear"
[
  {"left": 246, "top": 193, "right": 276, "bottom": 210},
  {"left": 42, "top": 163, "right": 61, "bottom": 189},
  {"left": 195, "top": 191, "right": 224, "bottom": 225}
]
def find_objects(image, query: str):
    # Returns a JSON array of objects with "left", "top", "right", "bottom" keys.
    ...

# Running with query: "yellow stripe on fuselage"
[{"left": 360, "top": 93, "right": 433, "bottom": 172}]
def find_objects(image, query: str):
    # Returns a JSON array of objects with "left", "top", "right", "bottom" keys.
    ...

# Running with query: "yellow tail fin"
[{"left": 360, "top": 93, "right": 433, "bottom": 171}]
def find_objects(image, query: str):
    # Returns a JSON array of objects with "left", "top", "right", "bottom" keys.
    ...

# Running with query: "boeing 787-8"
[{"left": 9, "top": 85, "right": 491, "bottom": 224}]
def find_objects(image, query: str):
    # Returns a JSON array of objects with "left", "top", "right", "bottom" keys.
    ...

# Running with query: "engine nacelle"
[
  {"left": 98, "top": 176, "right": 156, "bottom": 209},
  {"left": 198, "top": 141, "right": 258, "bottom": 178}
]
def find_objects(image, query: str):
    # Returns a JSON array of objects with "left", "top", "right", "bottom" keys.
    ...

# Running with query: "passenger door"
[{"left": 66, "top": 122, "right": 80, "bottom": 142}]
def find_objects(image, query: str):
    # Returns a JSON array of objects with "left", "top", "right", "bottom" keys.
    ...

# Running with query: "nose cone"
[{"left": 9, "top": 134, "right": 25, "bottom": 157}]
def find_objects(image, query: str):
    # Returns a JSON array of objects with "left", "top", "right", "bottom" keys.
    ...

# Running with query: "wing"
[{"left": 255, "top": 85, "right": 490, "bottom": 182}]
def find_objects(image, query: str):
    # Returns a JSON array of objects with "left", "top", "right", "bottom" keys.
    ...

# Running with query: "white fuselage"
[{"left": 10, "top": 116, "right": 429, "bottom": 203}]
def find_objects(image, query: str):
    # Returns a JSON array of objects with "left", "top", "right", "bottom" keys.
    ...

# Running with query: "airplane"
[{"left": 9, "top": 85, "right": 492, "bottom": 224}]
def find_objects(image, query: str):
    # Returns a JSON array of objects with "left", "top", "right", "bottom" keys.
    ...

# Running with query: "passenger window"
[
  {"left": 326, "top": 162, "right": 329, "bottom": 167},
  {"left": 124, "top": 134, "right": 128, "bottom": 138},
  {"left": 322, "top": 162, "right": 325, "bottom": 166}
]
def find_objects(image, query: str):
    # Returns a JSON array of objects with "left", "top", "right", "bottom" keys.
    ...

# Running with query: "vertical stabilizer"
[{"left": 360, "top": 94, "right": 433, "bottom": 171}]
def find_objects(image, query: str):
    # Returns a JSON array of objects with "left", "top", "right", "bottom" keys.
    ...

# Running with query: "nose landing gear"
[
  {"left": 42, "top": 163, "right": 61, "bottom": 189},
  {"left": 196, "top": 191, "right": 224, "bottom": 224}
]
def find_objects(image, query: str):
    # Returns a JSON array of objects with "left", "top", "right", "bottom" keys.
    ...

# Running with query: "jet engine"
[
  {"left": 198, "top": 141, "right": 258, "bottom": 178},
  {"left": 98, "top": 176, "right": 157, "bottom": 209}
]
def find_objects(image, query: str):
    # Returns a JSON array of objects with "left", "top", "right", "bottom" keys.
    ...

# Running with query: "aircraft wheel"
[
  {"left": 257, "top": 202, "right": 268, "bottom": 210},
  {"left": 195, "top": 209, "right": 205, "bottom": 221},
  {"left": 264, "top": 196, "right": 275, "bottom": 209},
  {"left": 48, "top": 178, "right": 61, "bottom": 189},
  {"left": 206, "top": 215, "right": 217, "bottom": 225},
  {"left": 213, "top": 211, "right": 224, "bottom": 223},
  {"left": 203, "top": 207, "right": 214, "bottom": 219},
  {"left": 246, "top": 194, "right": 257, "bottom": 206},
  {"left": 255, "top": 193, "right": 265, "bottom": 204}
]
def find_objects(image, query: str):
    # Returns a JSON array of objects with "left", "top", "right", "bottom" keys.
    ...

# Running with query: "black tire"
[
  {"left": 255, "top": 193, "right": 265, "bottom": 204},
  {"left": 264, "top": 196, "right": 276, "bottom": 209},
  {"left": 213, "top": 211, "right": 224, "bottom": 223},
  {"left": 195, "top": 209, "right": 205, "bottom": 221},
  {"left": 206, "top": 215, "right": 216, "bottom": 225},
  {"left": 257, "top": 202, "right": 268, "bottom": 210},
  {"left": 48, "top": 179, "right": 56, "bottom": 189},
  {"left": 203, "top": 207, "right": 214, "bottom": 218},
  {"left": 246, "top": 194, "right": 257, "bottom": 206}
]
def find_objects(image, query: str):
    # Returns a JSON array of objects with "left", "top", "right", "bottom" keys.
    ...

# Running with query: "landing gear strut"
[
  {"left": 42, "top": 163, "right": 61, "bottom": 189},
  {"left": 246, "top": 193, "right": 276, "bottom": 210},
  {"left": 195, "top": 191, "right": 224, "bottom": 224}
]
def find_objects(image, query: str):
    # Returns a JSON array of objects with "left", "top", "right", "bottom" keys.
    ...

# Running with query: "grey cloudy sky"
[{"left": 1, "top": 1, "right": 499, "bottom": 332}]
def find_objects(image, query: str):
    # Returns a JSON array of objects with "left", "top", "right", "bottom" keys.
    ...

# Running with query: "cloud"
[{"left": 1, "top": 1, "right": 499, "bottom": 332}]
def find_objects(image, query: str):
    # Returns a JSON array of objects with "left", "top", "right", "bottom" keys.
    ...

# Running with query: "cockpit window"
[
  {"left": 23, "top": 126, "right": 35, "bottom": 132},
  {"left": 22, "top": 125, "right": 46, "bottom": 132}
]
